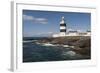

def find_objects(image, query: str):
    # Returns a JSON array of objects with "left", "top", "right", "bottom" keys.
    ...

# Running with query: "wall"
[{"left": 0, "top": 0, "right": 100, "bottom": 73}]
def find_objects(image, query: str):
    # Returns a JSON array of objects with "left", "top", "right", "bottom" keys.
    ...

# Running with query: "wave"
[{"left": 42, "top": 43, "right": 56, "bottom": 46}]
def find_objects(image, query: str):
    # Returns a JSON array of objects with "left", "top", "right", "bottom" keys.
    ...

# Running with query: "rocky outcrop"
[
  {"left": 35, "top": 36, "right": 91, "bottom": 57},
  {"left": 72, "top": 37, "right": 91, "bottom": 56}
]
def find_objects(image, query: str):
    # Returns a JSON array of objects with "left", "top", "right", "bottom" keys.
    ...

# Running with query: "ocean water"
[{"left": 23, "top": 37, "right": 90, "bottom": 62}]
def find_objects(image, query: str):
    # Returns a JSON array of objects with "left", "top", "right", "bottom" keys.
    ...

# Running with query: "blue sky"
[{"left": 23, "top": 10, "right": 91, "bottom": 37}]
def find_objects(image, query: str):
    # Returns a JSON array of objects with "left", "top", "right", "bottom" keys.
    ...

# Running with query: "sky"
[{"left": 23, "top": 10, "right": 91, "bottom": 37}]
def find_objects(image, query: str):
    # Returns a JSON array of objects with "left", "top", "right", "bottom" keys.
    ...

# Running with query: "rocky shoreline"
[{"left": 34, "top": 36, "right": 91, "bottom": 57}]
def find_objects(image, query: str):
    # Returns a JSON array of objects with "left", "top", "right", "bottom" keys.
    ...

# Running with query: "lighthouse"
[
  {"left": 60, "top": 16, "right": 66, "bottom": 36},
  {"left": 52, "top": 16, "right": 90, "bottom": 37}
]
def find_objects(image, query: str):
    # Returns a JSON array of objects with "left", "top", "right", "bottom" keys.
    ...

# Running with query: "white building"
[{"left": 52, "top": 16, "right": 91, "bottom": 37}]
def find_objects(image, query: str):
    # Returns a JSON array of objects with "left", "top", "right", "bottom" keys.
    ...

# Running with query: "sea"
[{"left": 23, "top": 37, "right": 90, "bottom": 62}]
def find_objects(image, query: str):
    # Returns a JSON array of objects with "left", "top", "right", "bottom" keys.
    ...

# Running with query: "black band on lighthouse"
[
  {"left": 60, "top": 23, "right": 66, "bottom": 26},
  {"left": 60, "top": 29, "right": 66, "bottom": 32}
]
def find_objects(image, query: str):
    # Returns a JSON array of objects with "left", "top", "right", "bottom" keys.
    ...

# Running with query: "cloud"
[
  {"left": 35, "top": 32, "right": 53, "bottom": 35},
  {"left": 34, "top": 18, "right": 48, "bottom": 24},
  {"left": 23, "top": 15, "right": 34, "bottom": 20},
  {"left": 30, "top": 32, "right": 53, "bottom": 37},
  {"left": 23, "top": 14, "right": 48, "bottom": 24},
  {"left": 67, "top": 28, "right": 86, "bottom": 32}
]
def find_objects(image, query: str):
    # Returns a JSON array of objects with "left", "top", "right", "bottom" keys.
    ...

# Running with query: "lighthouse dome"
[{"left": 60, "top": 16, "right": 65, "bottom": 24}]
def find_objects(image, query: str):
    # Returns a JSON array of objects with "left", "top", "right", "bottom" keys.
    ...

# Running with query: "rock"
[{"left": 72, "top": 37, "right": 91, "bottom": 56}]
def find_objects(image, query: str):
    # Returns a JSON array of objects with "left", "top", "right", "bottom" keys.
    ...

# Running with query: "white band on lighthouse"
[{"left": 60, "top": 26, "right": 66, "bottom": 29}]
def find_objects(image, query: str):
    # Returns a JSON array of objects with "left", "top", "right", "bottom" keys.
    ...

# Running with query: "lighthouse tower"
[{"left": 60, "top": 16, "right": 66, "bottom": 36}]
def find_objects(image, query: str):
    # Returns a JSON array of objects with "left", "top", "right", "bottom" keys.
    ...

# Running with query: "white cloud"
[
  {"left": 35, "top": 18, "right": 47, "bottom": 24},
  {"left": 67, "top": 28, "right": 86, "bottom": 32},
  {"left": 36, "top": 32, "right": 53, "bottom": 35},
  {"left": 23, "top": 14, "right": 48, "bottom": 24},
  {"left": 23, "top": 15, "right": 34, "bottom": 20}
]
